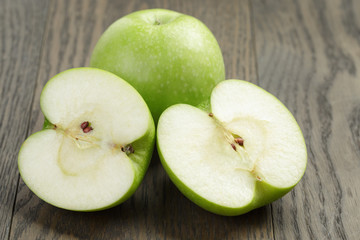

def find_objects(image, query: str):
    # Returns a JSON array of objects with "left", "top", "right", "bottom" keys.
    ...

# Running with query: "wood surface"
[
  {"left": 252, "top": 1, "right": 360, "bottom": 239},
  {"left": 0, "top": 0, "right": 49, "bottom": 239},
  {"left": 0, "top": 0, "right": 359, "bottom": 239}
]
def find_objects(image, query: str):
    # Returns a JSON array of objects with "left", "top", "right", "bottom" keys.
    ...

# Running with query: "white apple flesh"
[
  {"left": 157, "top": 80, "right": 307, "bottom": 216},
  {"left": 18, "top": 68, "right": 155, "bottom": 211}
]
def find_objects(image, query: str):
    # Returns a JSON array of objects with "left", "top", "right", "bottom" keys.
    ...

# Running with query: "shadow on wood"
[{"left": 11, "top": 152, "right": 272, "bottom": 239}]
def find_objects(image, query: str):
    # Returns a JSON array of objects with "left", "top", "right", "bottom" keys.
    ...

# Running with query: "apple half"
[
  {"left": 18, "top": 68, "right": 155, "bottom": 211},
  {"left": 157, "top": 80, "right": 307, "bottom": 216}
]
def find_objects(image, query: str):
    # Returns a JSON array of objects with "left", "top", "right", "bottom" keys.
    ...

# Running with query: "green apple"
[
  {"left": 90, "top": 8, "right": 225, "bottom": 122},
  {"left": 157, "top": 80, "right": 307, "bottom": 216},
  {"left": 18, "top": 68, "right": 155, "bottom": 211}
]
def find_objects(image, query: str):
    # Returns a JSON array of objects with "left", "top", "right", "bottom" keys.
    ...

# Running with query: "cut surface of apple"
[
  {"left": 18, "top": 68, "right": 155, "bottom": 211},
  {"left": 157, "top": 80, "right": 307, "bottom": 216}
]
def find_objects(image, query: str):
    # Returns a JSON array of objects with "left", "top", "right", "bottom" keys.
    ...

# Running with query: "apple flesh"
[
  {"left": 18, "top": 68, "right": 155, "bottom": 211},
  {"left": 157, "top": 80, "right": 307, "bottom": 216},
  {"left": 90, "top": 9, "right": 225, "bottom": 122}
]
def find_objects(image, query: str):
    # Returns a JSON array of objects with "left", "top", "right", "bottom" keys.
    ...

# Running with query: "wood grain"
[
  {"left": 252, "top": 0, "right": 360, "bottom": 239},
  {"left": 9, "top": 0, "right": 273, "bottom": 239},
  {"left": 4, "top": 0, "right": 360, "bottom": 239},
  {"left": 0, "top": 0, "right": 49, "bottom": 239}
]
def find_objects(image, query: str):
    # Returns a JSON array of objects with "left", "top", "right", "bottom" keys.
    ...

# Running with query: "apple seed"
[
  {"left": 208, "top": 113, "right": 214, "bottom": 117},
  {"left": 231, "top": 143, "right": 236, "bottom": 151},
  {"left": 234, "top": 137, "right": 244, "bottom": 146},
  {"left": 80, "top": 121, "right": 89, "bottom": 129},
  {"left": 83, "top": 126, "right": 93, "bottom": 133}
]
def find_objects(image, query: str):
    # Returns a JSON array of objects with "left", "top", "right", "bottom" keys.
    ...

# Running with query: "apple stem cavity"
[{"left": 121, "top": 144, "right": 135, "bottom": 155}]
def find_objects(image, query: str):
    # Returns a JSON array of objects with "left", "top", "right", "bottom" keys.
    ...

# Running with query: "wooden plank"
[
  {"left": 10, "top": 0, "right": 273, "bottom": 239},
  {"left": 252, "top": 0, "right": 360, "bottom": 239},
  {"left": 0, "top": 0, "right": 49, "bottom": 239}
]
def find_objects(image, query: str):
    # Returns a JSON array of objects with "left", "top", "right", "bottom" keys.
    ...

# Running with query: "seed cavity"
[{"left": 121, "top": 144, "right": 135, "bottom": 155}]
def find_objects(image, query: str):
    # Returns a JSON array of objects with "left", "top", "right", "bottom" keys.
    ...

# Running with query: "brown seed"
[
  {"left": 235, "top": 137, "right": 244, "bottom": 146},
  {"left": 83, "top": 126, "right": 93, "bottom": 133},
  {"left": 231, "top": 143, "right": 236, "bottom": 151},
  {"left": 208, "top": 113, "right": 214, "bottom": 117},
  {"left": 80, "top": 121, "right": 89, "bottom": 129}
]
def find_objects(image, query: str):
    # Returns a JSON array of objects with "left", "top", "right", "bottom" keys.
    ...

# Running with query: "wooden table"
[{"left": 1, "top": 0, "right": 359, "bottom": 239}]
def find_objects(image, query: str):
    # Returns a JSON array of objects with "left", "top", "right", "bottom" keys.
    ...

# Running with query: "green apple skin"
[
  {"left": 18, "top": 68, "right": 155, "bottom": 211},
  {"left": 157, "top": 80, "right": 307, "bottom": 216},
  {"left": 90, "top": 9, "right": 225, "bottom": 122},
  {"left": 157, "top": 143, "right": 296, "bottom": 216}
]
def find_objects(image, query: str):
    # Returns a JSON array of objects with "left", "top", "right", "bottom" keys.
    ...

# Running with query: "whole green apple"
[
  {"left": 90, "top": 9, "right": 225, "bottom": 122},
  {"left": 18, "top": 68, "right": 155, "bottom": 211},
  {"left": 157, "top": 80, "right": 307, "bottom": 216}
]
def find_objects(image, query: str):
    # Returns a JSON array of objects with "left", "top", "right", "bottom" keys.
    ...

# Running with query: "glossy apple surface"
[{"left": 90, "top": 9, "right": 225, "bottom": 122}]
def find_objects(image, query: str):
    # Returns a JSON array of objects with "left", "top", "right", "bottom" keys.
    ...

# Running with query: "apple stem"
[{"left": 121, "top": 144, "right": 134, "bottom": 155}]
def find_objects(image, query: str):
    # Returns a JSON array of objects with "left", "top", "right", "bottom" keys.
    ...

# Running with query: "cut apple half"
[
  {"left": 157, "top": 80, "right": 307, "bottom": 216},
  {"left": 18, "top": 68, "right": 155, "bottom": 211}
]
